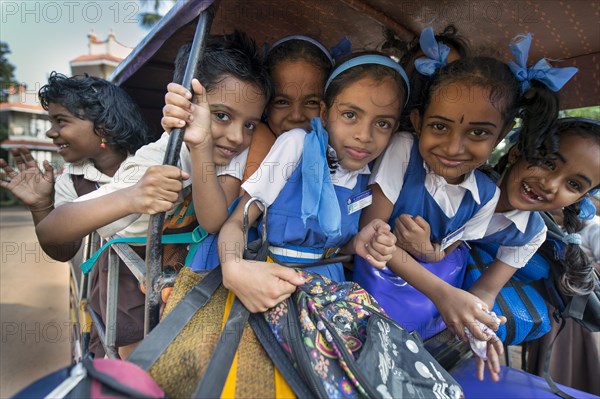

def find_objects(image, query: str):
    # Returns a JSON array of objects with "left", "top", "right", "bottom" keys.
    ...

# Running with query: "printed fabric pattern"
[{"left": 265, "top": 270, "right": 464, "bottom": 399}]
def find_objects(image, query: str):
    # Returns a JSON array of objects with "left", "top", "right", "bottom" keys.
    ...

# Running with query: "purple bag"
[{"left": 353, "top": 244, "right": 469, "bottom": 340}]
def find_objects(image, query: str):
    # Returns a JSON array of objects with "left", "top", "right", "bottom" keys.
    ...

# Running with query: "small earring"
[{"left": 99, "top": 138, "right": 107, "bottom": 149}]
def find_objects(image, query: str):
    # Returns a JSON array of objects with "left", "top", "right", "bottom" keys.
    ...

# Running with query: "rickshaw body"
[{"left": 56, "top": 0, "right": 600, "bottom": 397}]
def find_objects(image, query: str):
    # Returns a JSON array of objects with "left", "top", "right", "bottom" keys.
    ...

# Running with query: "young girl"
[
  {"left": 354, "top": 36, "right": 565, "bottom": 379},
  {"left": 37, "top": 32, "right": 271, "bottom": 244},
  {"left": 36, "top": 33, "right": 271, "bottom": 357},
  {"left": 217, "top": 53, "right": 410, "bottom": 313},
  {"left": 162, "top": 35, "right": 342, "bottom": 271},
  {"left": 0, "top": 72, "right": 169, "bottom": 358}
]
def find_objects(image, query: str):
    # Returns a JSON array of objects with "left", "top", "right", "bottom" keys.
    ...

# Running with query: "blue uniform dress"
[
  {"left": 260, "top": 158, "right": 369, "bottom": 282},
  {"left": 354, "top": 139, "right": 498, "bottom": 339}
]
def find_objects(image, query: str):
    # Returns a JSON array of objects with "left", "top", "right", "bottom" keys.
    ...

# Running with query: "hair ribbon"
[
  {"left": 578, "top": 188, "right": 599, "bottom": 221},
  {"left": 508, "top": 33, "right": 578, "bottom": 93},
  {"left": 414, "top": 27, "right": 451, "bottom": 77},
  {"left": 561, "top": 233, "right": 582, "bottom": 245}
]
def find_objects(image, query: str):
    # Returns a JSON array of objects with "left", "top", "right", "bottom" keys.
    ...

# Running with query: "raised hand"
[
  {"left": 0, "top": 147, "right": 54, "bottom": 209},
  {"left": 162, "top": 79, "right": 212, "bottom": 149}
]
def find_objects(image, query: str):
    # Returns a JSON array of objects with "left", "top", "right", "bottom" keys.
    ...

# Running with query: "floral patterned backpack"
[{"left": 258, "top": 270, "right": 464, "bottom": 399}]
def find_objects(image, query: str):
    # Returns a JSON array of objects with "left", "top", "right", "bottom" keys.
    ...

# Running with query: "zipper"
[
  {"left": 287, "top": 297, "right": 330, "bottom": 398},
  {"left": 44, "top": 362, "right": 87, "bottom": 399},
  {"left": 320, "top": 313, "right": 383, "bottom": 398}
]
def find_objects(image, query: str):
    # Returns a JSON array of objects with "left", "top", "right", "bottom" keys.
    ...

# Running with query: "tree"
[
  {"left": 0, "top": 41, "right": 18, "bottom": 103},
  {"left": 139, "top": 0, "right": 176, "bottom": 29}
]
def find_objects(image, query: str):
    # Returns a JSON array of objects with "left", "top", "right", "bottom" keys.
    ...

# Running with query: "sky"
[{"left": 1, "top": 0, "right": 174, "bottom": 96}]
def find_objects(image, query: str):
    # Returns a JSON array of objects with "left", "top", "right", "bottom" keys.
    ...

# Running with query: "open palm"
[{"left": 0, "top": 148, "right": 54, "bottom": 207}]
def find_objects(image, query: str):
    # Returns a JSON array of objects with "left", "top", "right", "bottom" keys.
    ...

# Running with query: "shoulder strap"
[
  {"left": 542, "top": 319, "right": 576, "bottom": 399},
  {"left": 127, "top": 267, "right": 223, "bottom": 370},
  {"left": 192, "top": 297, "right": 250, "bottom": 398},
  {"left": 80, "top": 226, "right": 208, "bottom": 274}
]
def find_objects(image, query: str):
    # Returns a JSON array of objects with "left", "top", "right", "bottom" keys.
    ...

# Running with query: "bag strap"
[
  {"left": 80, "top": 226, "right": 208, "bottom": 274},
  {"left": 192, "top": 297, "right": 250, "bottom": 398},
  {"left": 542, "top": 319, "right": 575, "bottom": 399},
  {"left": 127, "top": 267, "right": 223, "bottom": 370},
  {"left": 249, "top": 311, "right": 316, "bottom": 399}
]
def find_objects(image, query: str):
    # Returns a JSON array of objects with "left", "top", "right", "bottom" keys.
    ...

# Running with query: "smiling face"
[
  {"left": 322, "top": 76, "right": 402, "bottom": 171},
  {"left": 412, "top": 83, "right": 509, "bottom": 184},
  {"left": 206, "top": 76, "right": 267, "bottom": 166},
  {"left": 267, "top": 60, "right": 326, "bottom": 136},
  {"left": 46, "top": 103, "right": 104, "bottom": 163},
  {"left": 499, "top": 134, "right": 600, "bottom": 212}
]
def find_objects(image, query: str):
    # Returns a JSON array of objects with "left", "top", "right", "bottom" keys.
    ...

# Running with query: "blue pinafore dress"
[
  {"left": 353, "top": 140, "right": 497, "bottom": 339},
  {"left": 260, "top": 157, "right": 369, "bottom": 282}
]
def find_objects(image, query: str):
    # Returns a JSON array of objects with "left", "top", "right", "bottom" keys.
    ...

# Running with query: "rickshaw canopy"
[{"left": 111, "top": 0, "right": 599, "bottom": 136}]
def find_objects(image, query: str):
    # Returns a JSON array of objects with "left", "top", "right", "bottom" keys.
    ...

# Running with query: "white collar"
[
  {"left": 499, "top": 209, "right": 532, "bottom": 233},
  {"left": 423, "top": 162, "right": 481, "bottom": 204}
]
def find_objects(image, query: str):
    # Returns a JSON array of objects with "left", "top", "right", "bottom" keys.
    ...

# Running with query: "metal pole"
[{"left": 144, "top": 6, "right": 215, "bottom": 335}]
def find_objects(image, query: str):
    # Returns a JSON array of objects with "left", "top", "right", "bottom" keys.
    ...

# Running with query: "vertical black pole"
[{"left": 144, "top": 7, "right": 215, "bottom": 335}]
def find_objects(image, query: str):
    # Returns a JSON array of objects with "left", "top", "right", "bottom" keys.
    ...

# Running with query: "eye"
[
  {"left": 342, "top": 111, "right": 356, "bottom": 120},
  {"left": 376, "top": 120, "right": 392, "bottom": 129},
  {"left": 244, "top": 122, "right": 256, "bottom": 131},
  {"left": 305, "top": 99, "right": 320, "bottom": 107},
  {"left": 567, "top": 180, "right": 582, "bottom": 192},
  {"left": 214, "top": 112, "right": 231, "bottom": 122},
  {"left": 272, "top": 98, "right": 289, "bottom": 106},
  {"left": 542, "top": 159, "right": 555, "bottom": 171},
  {"left": 470, "top": 129, "right": 491, "bottom": 137},
  {"left": 429, "top": 122, "right": 446, "bottom": 131}
]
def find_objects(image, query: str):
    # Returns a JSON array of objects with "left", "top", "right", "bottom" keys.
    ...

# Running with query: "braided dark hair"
[
  {"left": 556, "top": 119, "right": 600, "bottom": 296},
  {"left": 39, "top": 72, "right": 150, "bottom": 156}
]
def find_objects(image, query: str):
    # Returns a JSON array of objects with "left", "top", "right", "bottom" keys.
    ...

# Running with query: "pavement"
[{"left": 0, "top": 206, "right": 70, "bottom": 398}]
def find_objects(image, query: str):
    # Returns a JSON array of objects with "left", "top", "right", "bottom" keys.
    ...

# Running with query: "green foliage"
[
  {"left": 559, "top": 106, "right": 600, "bottom": 120},
  {"left": 139, "top": 0, "right": 176, "bottom": 29},
  {"left": 0, "top": 41, "right": 18, "bottom": 103}
]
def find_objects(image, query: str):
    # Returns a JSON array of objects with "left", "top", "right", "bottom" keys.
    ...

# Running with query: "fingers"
[
  {"left": 166, "top": 82, "right": 192, "bottom": 100},
  {"left": 273, "top": 264, "right": 306, "bottom": 287},
  {"left": 413, "top": 215, "right": 430, "bottom": 231},
  {"left": 190, "top": 78, "right": 207, "bottom": 105},
  {"left": 475, "top": 357, "right": 485, "bottom": 381},
  {"left": 485, "top": 340, "right": 502, "bottom": 382}
]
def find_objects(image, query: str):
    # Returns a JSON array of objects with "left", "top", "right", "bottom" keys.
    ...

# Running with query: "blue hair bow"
[
  {"left": 579, "top": 188, "right": 599, "bottom": 221},
  {"left": 508, "top": 33, "right": 578, "bottom": 93},
  {"left": 301, "top": 118, "right": 342, "bottom": 239},
  {"left": 414, "top": 27, "right": 451, "bottom": 76},
  {"left": 330, "top": 37, "right": 352, "bottom": 63}
]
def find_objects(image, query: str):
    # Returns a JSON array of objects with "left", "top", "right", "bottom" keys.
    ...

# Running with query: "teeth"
[
  {"left": 523, "top": 182, "right": 543, "bottom": 201},
  {"left": 58, "top": 144, "right": 69, "bottom": 149}
]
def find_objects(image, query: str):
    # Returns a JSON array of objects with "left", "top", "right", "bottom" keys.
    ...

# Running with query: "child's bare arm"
[
  {"left": 36, "top": 166, "right": 187, "bottom": 261},
  {"left": 218, "top": 194, "right": 305, "bottom": 312},
  {"left": 469, "top": 259, "right": 517, "bottom": 310}
]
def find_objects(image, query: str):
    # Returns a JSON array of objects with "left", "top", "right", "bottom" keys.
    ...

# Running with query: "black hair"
[
  {"left": 413, "top": 56, "right": 559, "bottom": 146},
  {"left": 495, "top": 118, "right": 600, "bottom": 296},
  {"left": 384, "top": 25, "right": 470, "bottom": 131},
  {"left": 554, "top": 119, "right": 600, "bottom": 296},
  {"left": 38, "top": 72, "right": 150, "bottom": 156},
  {"left": 322, "top": 51, "right": 408, "bottom": 172},
  {"left": 266, "top": 37, "right": 332, "bottom": 88},
  {"left": 173, "top": 31, "right": 272, "bottom": 102},
  {"left": 323, "top": 51, "right": 408, "bottom": 112}
]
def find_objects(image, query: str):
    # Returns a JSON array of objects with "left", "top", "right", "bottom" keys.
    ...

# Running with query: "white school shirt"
[
  {"left": 241, "top": 129, "right": 370, "bottom": 205},
  {"left": 484, "top": 209, "right": 548, "bottom": 269},
  {"left": 54, "top": 159, "right": 121, "bottom": 207},
  {"left": 580, "top": 215, "right": 600, "bottom": 265},
  {"left": 370, "top": 132, "right": 499, "bottom": 241},
  {"left": 75, "top": 132, "right": 248, "bottom": 239}
]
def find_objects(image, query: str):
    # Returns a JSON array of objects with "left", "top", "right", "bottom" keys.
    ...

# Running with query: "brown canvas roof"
[{"left": 111, "top": 0, "right": 599, "bottom": 136}]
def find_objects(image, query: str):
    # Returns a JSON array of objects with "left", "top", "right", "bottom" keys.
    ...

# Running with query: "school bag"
[
  {"left": 463, "top": 242, "right": 552, "bottom": 345},
  {"left": 260, "top": 269, "right": 464, "bottom": 398},
  {"left": 12, "top": 356, "right": 165, "bottom": 399}
]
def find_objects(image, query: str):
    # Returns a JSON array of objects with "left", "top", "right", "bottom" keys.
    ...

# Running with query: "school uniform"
[
  {"left": 353, "top": 132, "right": 499, "bottom": 339},
  {"left": 240, "top": 122, "right": 371, "bottom": 282},
  {"left": 475, "top": 209, "right": 547, "bottom": 269},
  {"left": 75, "top": 132, "right": 248, "bottom": 239}
]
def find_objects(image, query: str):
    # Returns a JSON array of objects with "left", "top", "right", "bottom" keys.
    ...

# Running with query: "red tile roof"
[{"left": 70, "top": 54, "right": 123, "bottom": 63}]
